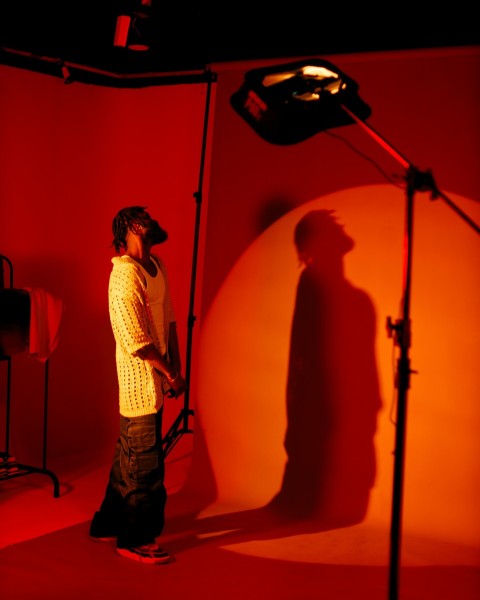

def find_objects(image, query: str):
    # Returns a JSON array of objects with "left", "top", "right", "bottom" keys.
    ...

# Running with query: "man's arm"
[{"left": 135, "top": 343, "right": 185, "bottom": 396}]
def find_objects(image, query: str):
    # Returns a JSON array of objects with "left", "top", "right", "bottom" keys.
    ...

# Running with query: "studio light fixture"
[
  {"left": 230, "top": 58, "right": 372, "bottom": 145},
  {"left": 113, "top": 0, "right": 153, "bottom": 51},
  {"left": 60, "top": 63, "right": 73, "bottom": 84}
]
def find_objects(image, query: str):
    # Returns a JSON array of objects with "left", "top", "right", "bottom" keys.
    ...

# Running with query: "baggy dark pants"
[{"left": 90, "top": 410, "right": 167, "bottom": 549}]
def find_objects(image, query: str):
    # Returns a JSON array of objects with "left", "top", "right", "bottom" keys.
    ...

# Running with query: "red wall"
[{"left": 0, "top": 66, "right": 211, "bottom": 462}]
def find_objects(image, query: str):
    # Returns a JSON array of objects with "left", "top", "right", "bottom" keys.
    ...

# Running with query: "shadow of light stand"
[{"left": 230, "top": 58, "right": 480, "bottom": 600}]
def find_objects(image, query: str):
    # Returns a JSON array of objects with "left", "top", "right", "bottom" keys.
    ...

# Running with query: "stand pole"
[
  {"left": 163, "top": 67, "right": 217, "bottom": 456},
  {"left": 387, "top": 167, "right": 415, "bottom": 600},
  {"left": 338, "top": 104, "right": 480, "bottom": 600}
]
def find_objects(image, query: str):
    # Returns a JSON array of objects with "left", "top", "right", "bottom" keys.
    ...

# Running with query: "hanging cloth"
[{"left": 24, "top": 287, "right": 64, "bottom": 363}]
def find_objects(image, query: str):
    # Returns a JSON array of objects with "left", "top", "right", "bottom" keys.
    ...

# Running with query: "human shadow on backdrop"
[
  {"left": 168, "top": 209, "right": 382, "bottom": 549},
  {"left": 268, "top": 209, "right": 382, "bottom": 525}
]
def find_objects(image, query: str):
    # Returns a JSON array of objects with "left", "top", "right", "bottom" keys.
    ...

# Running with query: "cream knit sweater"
[{"left": 108, "top": 254, "right": 176, "bottom": 417}]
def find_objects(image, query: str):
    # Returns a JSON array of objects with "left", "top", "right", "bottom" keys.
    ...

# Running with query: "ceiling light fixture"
[{"left": 113, "top": 0, "right": 152, "bottom": 51}]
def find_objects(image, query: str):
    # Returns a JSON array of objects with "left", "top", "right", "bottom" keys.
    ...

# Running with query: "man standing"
[{"left": 90, "top": 206, "right": 185, "bottom": 564}]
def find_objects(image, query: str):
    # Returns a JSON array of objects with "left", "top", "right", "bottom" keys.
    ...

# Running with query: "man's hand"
[{"left": 165, "top": 371, "right": 186, "bottom": 397}]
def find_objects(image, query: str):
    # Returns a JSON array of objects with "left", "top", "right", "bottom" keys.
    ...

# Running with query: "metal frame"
[{"left": 0, "top": 254, "right": 60, "bottom": 497}]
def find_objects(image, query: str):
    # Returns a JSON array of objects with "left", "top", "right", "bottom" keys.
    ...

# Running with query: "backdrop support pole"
[{"left": 163, "top": 67, "right": 217, "bottom": 456}]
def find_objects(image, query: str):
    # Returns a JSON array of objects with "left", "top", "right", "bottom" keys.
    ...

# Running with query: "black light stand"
[
  {"left": 339, "top": 104, "right": 480, "bottom": 600},
  {"left": 230, "top": 58, "right": 480, "bottom": 600},
  {"left": 163, "top": 67, "right": 217, "bottom": 456}
]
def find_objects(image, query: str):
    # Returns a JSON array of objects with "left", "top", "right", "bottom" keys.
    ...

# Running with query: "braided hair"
[{"left": 111, "top": 206, "right": 150, "bottom": 254}]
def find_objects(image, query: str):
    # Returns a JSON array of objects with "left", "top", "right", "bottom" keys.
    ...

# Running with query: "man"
[{"left": 90, "top": 206, "right": 185, "bottom": 564}]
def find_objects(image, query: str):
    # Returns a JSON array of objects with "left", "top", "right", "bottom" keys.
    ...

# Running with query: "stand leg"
[
  {"left": 1, "top": 345, "right": 60, "bottom": 498},
  {"left": 5, "top": 463, "right": 60, "bottom": 497}
]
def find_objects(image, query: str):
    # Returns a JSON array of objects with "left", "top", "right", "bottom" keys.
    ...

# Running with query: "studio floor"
[{"left": 1, "top": 439, "right": 479, "bottom": 600}]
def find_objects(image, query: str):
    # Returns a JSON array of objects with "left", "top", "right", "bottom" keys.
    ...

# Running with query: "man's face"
[
  {"left": 148, "top": 219, "right": 168, "bottom": 245},
  {"left": 140, "top": 212, "right": 168, "bottom": 246}
]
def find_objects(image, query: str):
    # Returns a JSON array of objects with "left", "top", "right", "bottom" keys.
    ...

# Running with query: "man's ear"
[{"left": 130, "top": 222, "right": 145, "bottom": 235}]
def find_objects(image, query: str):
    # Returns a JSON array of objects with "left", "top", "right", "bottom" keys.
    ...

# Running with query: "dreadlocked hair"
[{"left": 111, "top": 205, "right": 150, "bottom": 254}]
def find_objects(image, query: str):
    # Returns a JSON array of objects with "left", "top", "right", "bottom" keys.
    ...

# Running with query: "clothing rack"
[{"left": 0, "top": 254, "right": 60, "bottom": 497}]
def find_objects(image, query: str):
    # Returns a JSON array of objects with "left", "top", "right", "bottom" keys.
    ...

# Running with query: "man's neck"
[{"left": 126, "top": 249, "right": 152, "bottom": 266}]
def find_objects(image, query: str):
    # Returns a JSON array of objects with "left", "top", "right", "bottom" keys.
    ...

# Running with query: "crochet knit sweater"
[{"left": 108, "top": 254, "right": 176, "bottom": 417}]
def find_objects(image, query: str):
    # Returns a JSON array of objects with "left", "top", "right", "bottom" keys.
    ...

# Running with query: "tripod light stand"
[
  {"left": 231, "top": 58, "right": 480, "bottom": 600},
  {"left": 162, "top": 67, "right": 217, "bottom": 456}
]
